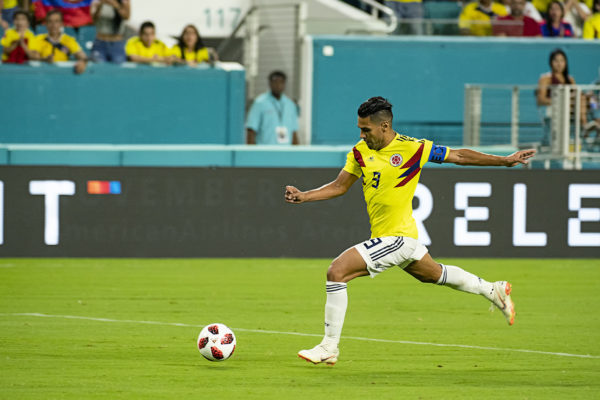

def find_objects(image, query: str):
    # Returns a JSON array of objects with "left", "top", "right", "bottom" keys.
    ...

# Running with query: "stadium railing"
[{"left": 464, "top": 84, "right": 600, "bottom": 169}]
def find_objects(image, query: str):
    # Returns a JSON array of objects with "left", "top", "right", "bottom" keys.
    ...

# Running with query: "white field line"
[{"left": 1, "top": 312, "right": 599, "bottom": 360}]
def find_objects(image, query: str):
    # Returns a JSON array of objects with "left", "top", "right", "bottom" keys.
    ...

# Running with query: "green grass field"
[{"left": 1, "top": 258, "right": 599, "bottom": 399}]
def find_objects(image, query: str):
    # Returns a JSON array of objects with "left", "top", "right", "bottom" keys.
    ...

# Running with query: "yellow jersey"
[
  {"left": 170, "top": 45, "right": 210, "bottom": 63},
  {"left": 1, "top": 28, "right": 36, "bottom": 62},
  {"left": 583, "top": 14, "right": 600, "bottom": 39},
  {"left": 35, "top": 33, "right": 82, "bottom": 61},
  {"left": 459, "top": 2, "right": 508, "bottom": 36},
  {"left": 125, "top": 37, "right": 169, "bottom": 59},
  {"left": 531, "top": 0, "right": 552, "bottom": 12},
  {"left": 343, "top": 133, "right": 449, "bottom": 239},
  {"left": 3, "top": 0, "right": 17, "bottom": 9}
]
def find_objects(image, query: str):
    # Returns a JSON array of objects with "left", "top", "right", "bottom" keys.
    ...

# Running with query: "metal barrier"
[{"left": 464, "top": 84, "right": 600, "bottom": 169}]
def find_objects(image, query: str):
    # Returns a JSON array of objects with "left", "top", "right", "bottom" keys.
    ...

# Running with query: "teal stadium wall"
[
  {"left": 1, "top": 37, "right": 600, "bottom": 167},
  {"left": 0, "top": 63, "right": 246, "bottom": 145},
  {"left": 309, "top": 36, "right": 600, "bottom": 146}
]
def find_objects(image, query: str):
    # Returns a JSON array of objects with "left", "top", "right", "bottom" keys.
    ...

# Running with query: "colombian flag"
[{"left": 33, "top": 0, "right": 93, "bottom": 27}]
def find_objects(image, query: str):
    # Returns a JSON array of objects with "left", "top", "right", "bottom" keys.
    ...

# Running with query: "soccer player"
[{"left": 285, "top": 96, "right": 536, "bottom": 366}]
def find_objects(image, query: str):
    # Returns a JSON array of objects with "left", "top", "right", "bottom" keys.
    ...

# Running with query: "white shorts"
[{"left": 354, "top": 236, "right": 429, "bottom": 278}]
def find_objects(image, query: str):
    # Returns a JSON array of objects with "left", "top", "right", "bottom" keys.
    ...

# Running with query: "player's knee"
[{"left": 326, "top": 263, "right": 345, "bottom": 282}]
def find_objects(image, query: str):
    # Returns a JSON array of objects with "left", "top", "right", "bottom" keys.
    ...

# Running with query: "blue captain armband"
[{"left": 428, "top": 144, "right": 447, "bottom": 164}]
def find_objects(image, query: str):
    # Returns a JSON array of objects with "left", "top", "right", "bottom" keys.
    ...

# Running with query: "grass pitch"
[{"left": 1, "top": 258, "right": 599, "bottom": 399}]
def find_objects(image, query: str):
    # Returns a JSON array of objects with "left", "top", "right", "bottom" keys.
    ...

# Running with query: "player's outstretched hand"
[
  {"left": 505, "top": 149, "right": 536, "bottom": 167},
  {"left": 285, "top": 185, "right": 305, "bottom": 204}
]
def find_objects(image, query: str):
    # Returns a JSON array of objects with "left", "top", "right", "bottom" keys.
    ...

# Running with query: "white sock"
[
  {"left": 437, "top": 264, "right": 494, "bottom": 301},
  {"left": 321, "top": 281, "right": 347, "bottom": 350}
]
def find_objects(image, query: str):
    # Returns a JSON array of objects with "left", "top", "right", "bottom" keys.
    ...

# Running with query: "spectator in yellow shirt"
[
  {"left": 1, "top": 10, "right": 39, "bottom": 64},
  {"left": 460, "top": 0, "right": 509, "bottom": 35},
  {"left": 170, "top": 24, "right": 218, "bottom": 67},
  {"left": 125, "top": 21, "right": 170, "bottom": 65},
  {"left": 36, "top": 10, "right": 87, "bottom": 74},
  {"left": 583, "top": 0, "right": 600, "bottom": 38},
  {"left": 0, "top": 0, "right": 18, "bottom": 30}
]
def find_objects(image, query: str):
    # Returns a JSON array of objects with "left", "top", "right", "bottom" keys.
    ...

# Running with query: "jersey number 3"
[{"left": 372, "top": 172, "right": 381, "bottom": 189}]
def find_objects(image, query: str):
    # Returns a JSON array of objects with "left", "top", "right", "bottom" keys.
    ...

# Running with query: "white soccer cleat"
[
  {"left": 490, "top": 281, "right": 515, "bottom": 326},
  {"left": 298, "top": 344, "right": 339, "bottom": 365}
]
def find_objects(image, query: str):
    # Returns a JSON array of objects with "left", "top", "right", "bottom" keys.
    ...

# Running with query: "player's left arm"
[
  {"left": 285, "top": 169, "right": 358, "bottom": 204},
  {"left": 444, "top": 148, "right": 536, "bottom": 167}
]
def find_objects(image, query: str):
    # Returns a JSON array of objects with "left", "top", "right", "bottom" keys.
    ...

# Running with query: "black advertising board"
[{"left": 0, "top": 167, "right": 598, "bottom": 258}]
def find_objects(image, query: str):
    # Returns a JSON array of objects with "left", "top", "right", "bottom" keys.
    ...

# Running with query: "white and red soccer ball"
[{"left": 197, "top": 323, "right": 236, "bottom": 361}]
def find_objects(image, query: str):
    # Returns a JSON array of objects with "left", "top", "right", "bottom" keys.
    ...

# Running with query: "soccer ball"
[{"left": 197, "top": 323, "right": 236, "bottom": 361}]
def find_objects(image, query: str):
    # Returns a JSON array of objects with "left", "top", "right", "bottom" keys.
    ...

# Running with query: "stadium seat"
[
  {"left": 35, "top": 24, "right": 77, "bottom": 37},
  {"left": 423, "top": 1, "right": 462, "bottom": 35},
  {"left": 77, "top": 25, "right": 96, "bottom": 54}
]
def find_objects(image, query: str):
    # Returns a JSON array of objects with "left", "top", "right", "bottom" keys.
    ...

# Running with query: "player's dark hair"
[
  {"left": 269, "top": 70, "right": 287, "bottom": 81},
  {"left": 46, "top": 9, "right": 63, "bottom": 22},
  {"left": 549, "top": 48, "right": 570, "bottom": 85},
  {"left": 140, "top": 21, "right": 155, "bottom": 35},
  {"left": 357, "top": 96, "right": 393, "bottom": 122},
  {"left": 594, "top": 0, "right": 600, "bottom": 12}
]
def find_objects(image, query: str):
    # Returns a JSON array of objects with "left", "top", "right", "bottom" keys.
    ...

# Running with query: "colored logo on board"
[{"left": 87, "top": 181, "right": 121, "bottom": 194}]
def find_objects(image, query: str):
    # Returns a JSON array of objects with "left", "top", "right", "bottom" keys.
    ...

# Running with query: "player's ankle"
[{"left": 320, "top": 337, "right": 338, "bottom": 351}]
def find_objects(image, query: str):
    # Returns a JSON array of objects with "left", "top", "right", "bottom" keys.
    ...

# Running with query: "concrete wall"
[
  {"left": 0, "top": 63, "right": 246, "bottom": 145},
  {"left": 308, "top": 36, "right": 600, "bottom": 145}
]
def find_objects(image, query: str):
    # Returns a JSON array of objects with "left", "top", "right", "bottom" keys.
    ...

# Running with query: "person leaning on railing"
[
  {"left": 170, "top": 24, "right": 218, "bottom": 67},
  {"left": 583, "top": 0, "right": 600, "bottom": 38},
  {"left": 35, "top": 10, "right": 88, "bottom": 74},
  {"left": 537, "top": 48, "right": 588, "bottom": 129},
  {"left": 124, "top": 20, "right": 170, "bottom": 65}
]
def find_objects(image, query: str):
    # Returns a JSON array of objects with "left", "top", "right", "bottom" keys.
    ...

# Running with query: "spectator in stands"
[
  {"left": 459, "top": 0, "right": 508, "bottom": 36},
  {"left": 583, "top": 0, "right": 600, "bottom": 38},
  {"left": 0, "top": 0, "right": 18, "bottom": 30},
  {"left": 90, "top": 0, "right": 130, "bottom": 63},
  {"left": 170, "top": 24, "right": 218, "bottom": 67},
  {"left": 125, "top": 21, "right": 170, "bottom": 65},
  {"left": 1, "top": 10, "right": 39, "bottom": 63},
  {"left": 500, "top": 0, "right": 544, "bottom": 21},
  {"left": 540, "top": 1, "right": 575, "bottom": 36},
  {"left": 494, "top": 0, "right": 542, "bottom": 35},
  {"left": 36, "top": 10, "right": 87, "bottom": 74},
  {"left": 537, "top": 49, "right": 588, "bottom": 133},
  {"left": 564, "top": 0, "right": 591, "bottom": 37},
  {"left": 384, "top": 0, "right": 424, "bottom": 35},
  {"left": 246, "top": 71, "right": 299, "bottom": 145}
]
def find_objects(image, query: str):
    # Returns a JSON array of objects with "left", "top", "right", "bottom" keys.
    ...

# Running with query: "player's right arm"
[
  {"left": 285, "top": 169, "right": 358, "bottom": 204},
  {"left": 445, "top": 148, "right": 536, "bottom": 167}
]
